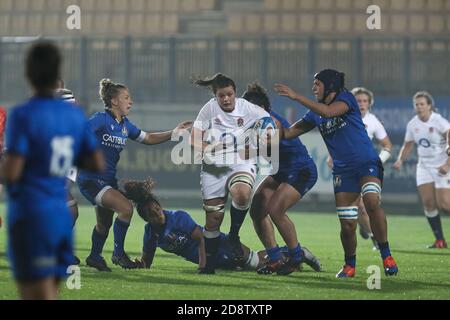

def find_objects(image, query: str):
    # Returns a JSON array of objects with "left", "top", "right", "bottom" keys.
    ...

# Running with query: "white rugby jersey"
[
  {"left": 193, "top": 97, "right": 269, "bottom": 165},
  {"left": 405, "top": 112, "right": 450, "bottom": 167},
  {"left": 362, "top": 112, "right": 388, "bottom": 141}
]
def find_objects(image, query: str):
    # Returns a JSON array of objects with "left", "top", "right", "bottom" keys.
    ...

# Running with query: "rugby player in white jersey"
[
  {"left": 190, "top": 73, "right": 271, "bottom": 274},
  {"left": 394, "top": 91, "right": 450, "bottom": 249}
]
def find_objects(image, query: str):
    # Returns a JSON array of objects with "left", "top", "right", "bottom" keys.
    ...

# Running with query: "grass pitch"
[{"left": 0, "top": 205, "right": 449, "bottom": 300}]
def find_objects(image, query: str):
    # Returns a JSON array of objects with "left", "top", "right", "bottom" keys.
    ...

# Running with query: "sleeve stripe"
[{"left": 135, "top": 130, "right": 146, "bottom": 143}]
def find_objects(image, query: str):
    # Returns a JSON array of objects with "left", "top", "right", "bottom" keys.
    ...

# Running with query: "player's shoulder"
[
  {"left": 431, "top": 112, "right": 447, "bottom": 123},
  {"left": 88, "top": 111, "right": 107, "bottom": 122},
  {"left": 238, "top": 98, "right": 269, "bottom": 116},
  {"left": 336, "top": 91, "right": 358, "bottom": 109},
  {"left": 407, "top": 115, "right": 419, "bottom": 127}
]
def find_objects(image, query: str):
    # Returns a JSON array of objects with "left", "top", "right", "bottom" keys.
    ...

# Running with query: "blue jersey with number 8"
[{"left": 5, "top": 97, "right": 98, "bottom": 213}]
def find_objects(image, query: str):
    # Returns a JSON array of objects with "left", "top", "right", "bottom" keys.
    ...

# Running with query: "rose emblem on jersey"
[
  {"left": 429, "top": 127, "right": 434, "bottom": 133},
  {"left": 214, "top": 117, "right": 222, "bottom": 125},
  {"left": 122, "top": 126, "right": 128, "bottom": 136},
  {"left": 237, "top": 118, "right": 244, "bottom": 127}
]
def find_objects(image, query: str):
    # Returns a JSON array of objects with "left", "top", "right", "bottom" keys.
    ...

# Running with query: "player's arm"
[
  {"left": 191, "top": 226, "right": 206, "bottom": 270},
  {"left": 393, "top": 140, "right": 415, "bottom": 170},
  {"left": 137, "top": 232, "right": 158, "bottom": 269},
  {"left": 438, "top": 129, "right": 450, "bottom": 175},
  {"left": 141, "top": 121, "right": 193, "bottom": 145},
  {"left": 1, "top": 153, "right": 25, "bottom": 184},
  {"left": 281, "top": 119, "right": 316, "bottom": 139},
  {"left": 274, "top": 83, "right": 349, "bottom": 118},
  {"left": 378, "top": 136, "right": 393, "bottom": 164}
]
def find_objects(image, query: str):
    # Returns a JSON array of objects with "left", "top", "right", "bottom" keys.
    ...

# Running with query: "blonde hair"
[
  {"left": 413, "top": 91, "right": 436, "bottom": 112},
  {"left": 351, "top": 87, "right": 374, "bottom": 108},
  {"left": 99, "top": 78, "right": 127, "bottom": 109}
]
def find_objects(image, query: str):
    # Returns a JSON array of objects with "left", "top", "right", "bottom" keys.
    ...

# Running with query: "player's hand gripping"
[{"left": 173, "top": 121, "right": 193, "bottom": 135}]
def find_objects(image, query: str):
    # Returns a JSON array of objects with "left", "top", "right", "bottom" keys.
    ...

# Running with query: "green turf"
[{"left": 1, "top": 205, "right": 449, "bottom": 300}]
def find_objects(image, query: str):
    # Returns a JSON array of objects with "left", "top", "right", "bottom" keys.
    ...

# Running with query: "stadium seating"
[{"left": 0, "top": 0, "right": 449, "bottom": 36}]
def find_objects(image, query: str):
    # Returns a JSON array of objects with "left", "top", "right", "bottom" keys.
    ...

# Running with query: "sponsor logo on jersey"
[
  {"left": 237, "top": 118, "right": 244, "bottom": 127},
  {"left": 102, "top": 134, "right": 127, "bottom": 146},
  {"left": 418, "top": 138, "right": 431, "bottom": 148}
]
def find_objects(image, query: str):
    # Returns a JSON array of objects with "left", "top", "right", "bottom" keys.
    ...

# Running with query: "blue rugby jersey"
[
  {"left": 143, "top": 210, "right": 200, "bottom": 263},
  {"left": 302, "top": 91, "right": 378, "bottom": 169},
  {"left": 77, "top": 110, "right": 145, "bottom": 182},
  {"left": 270, "top": 110, "right": 313, "bottom": 167},
  {"left": 6, "top": 97, "right": 98, "bottom": 219}
]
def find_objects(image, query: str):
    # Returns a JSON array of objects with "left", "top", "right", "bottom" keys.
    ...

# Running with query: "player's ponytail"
[
  {"left": 242, "top": 82, "right": 271, "bottom": 112},
  {"left": 192, "top": 73, "right": 236, "bottom": 94},
  {"left": 99, "top": 78, "right": 127, "bottom": 109}
]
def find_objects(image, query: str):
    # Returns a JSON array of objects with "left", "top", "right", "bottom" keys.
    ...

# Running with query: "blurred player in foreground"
[
  {"left": 242, "top": 83, "right": 321, "bottom": 275},
  {"left": 1, "top": 41, "right": 103, "bottom": 299},
  {"left": 394, "top": 91, "right": 450, "bottom": 249},
  {"left": 275, "top": 69, "right": 398, "bottom": 278}
]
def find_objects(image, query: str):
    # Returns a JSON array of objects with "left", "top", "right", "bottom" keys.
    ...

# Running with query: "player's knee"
[
  {"left": 118, "top": 201, "right": 134, "bottom": 219},
  {"left": 341, "top": 220, "right": 357, "bottom": 234},
  {"left": 363, "top": 198, "right": 380, "bottom": 214}
]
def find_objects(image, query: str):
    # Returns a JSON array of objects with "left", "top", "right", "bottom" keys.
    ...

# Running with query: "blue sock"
[
  {"left": 229, "top": 204, "right": 248, "bottom": 239},
  {"left": 266, "top": 246, "right": 282, "bottom": 262},
  {"left": 345, "top": 255, "right": 356, "bottom": 268},
  {"left": 379, "top": 242, "right": 391, "bottom": 260},
  {"left": 288, "top": 244, "right": 304, "bottom": 263},
  {"left": 427, "top": 216, "right": 445, "bottom": 240},
  {"left": 91, "top": 227, "right": 108, "bottom": 258},
  {"left": 113, "top": 218, "right": 129, "bottom": 257}
]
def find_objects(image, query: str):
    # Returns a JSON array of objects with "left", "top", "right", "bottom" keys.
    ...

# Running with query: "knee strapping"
[
  {"left": 203, "top": 203, "right": 225, "bottom": 214},
  {"left": 361, "top": 182, "right": 382, "bottom": 197},
  {"left": 337, "top": 206, "right": 358, "bottom": 220},
  {"left": 228, "top": 173, "right": 254, "bottom": 191}
]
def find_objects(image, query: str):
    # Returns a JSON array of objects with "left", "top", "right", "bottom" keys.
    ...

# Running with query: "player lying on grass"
[{"left": 122, "top": 178, "right": 321, "bottom": 272}]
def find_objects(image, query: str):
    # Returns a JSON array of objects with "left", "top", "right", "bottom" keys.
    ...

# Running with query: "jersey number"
[{"left": 50, "top": 136, "right": 74, "bottom": 176}]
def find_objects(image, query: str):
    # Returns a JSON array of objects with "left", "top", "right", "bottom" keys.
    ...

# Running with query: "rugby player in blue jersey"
[
  {"left": 77, "top": 78, "right": 191, "bottom": 271},
  {"left": 1, "top": 41, "right": 104, "bottom": 299},
  {"left": 242, "top": 83, "right": 322, "bottom": 275},
  {"left": 274, "top": 69, "right": 398, "bottom": 277}
]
